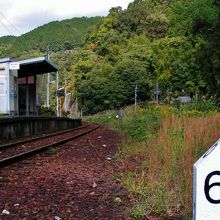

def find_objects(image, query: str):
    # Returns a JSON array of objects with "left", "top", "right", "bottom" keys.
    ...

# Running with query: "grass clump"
[
  {"left": 86, "top": 106, "right": 161, "bottom": 141},
  {"left": 176, "top": 100, "right": 220, "bottom": 116}
]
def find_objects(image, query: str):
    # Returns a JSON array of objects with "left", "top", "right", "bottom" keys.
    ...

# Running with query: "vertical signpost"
[{"left": 193, "top": 139, "right": 220, "bottom": 220}]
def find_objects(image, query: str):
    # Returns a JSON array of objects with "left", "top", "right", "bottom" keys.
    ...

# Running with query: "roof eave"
[{"left": 19, "top": 57, "right": 58, "bottom": 71}]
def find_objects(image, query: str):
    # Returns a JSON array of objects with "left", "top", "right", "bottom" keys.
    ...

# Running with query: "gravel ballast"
[{"left": 0, "top": 125, "right": 128, "bottom": 220}]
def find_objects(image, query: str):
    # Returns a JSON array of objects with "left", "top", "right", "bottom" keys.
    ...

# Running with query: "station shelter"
[{"left": 0, "top": 57, "right": 58, "bottom": 116}]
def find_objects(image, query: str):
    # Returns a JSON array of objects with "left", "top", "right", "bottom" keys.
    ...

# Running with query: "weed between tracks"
[
  {"left": 46, "top": 146, "right": 60, "bottom": 154},
  {"left": 86, "top": 104, "right": 220, "bottom": 219}
]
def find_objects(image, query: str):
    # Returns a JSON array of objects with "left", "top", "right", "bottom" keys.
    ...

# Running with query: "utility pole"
[
  {"left": 134, "top": 85, "right": 138, "bottom": 110},
  {"left": 154, "top": 82, "right": 159, "bottom": 104},
  {"left": 75, "top": 97, "right": 78, "bottom": 118}
]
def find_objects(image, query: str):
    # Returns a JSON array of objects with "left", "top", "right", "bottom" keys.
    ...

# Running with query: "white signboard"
[
  {"left": 0, "top": 75, "right": 8, "bottom": 113},
  {"left": 0, "top": 63, "right": 5, "bottom": 70},
  {"left": 9, "top": 62, "right": 20, "bottom": 70},
  {"left": 193, "top": 139, "right": 220, "bottom": 220},
  {"left": 0, "top": 75, "right": 7, "bottom": 95}
]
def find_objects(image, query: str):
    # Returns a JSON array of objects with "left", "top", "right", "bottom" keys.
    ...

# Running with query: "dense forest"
[
  {"left": 0, "top": 16, "right": 103, "bottom": 59},
  {"left": 0, "top": 0, "right": 219, "bottom": 114}
]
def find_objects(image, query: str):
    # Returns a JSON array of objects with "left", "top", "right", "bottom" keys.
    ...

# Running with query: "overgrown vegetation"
[
  {"left": 86, "top": 104, "right": 220, "bottom": 219},
  {"left": 0, "top": 0, "right": 219, "bottom": 114},
  {"left": 70, "top": 0, "right": 220, "bottom": 114},
  {"left": 38, "top": 106, "right": 56, "bottom": 117}
]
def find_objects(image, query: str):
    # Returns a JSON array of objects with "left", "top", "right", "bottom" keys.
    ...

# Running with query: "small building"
[
  {"left": 176, "top": 96, "right": 192, "bottom": 103},
  {"left": 0, "top": 57, "right": 58, "bottom": 116}
]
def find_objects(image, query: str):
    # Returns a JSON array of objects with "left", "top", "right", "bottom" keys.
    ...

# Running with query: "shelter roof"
[
  {"left": 0, "top": 58, "right": 14, "bottom": 63},
  {"left": 18, "top": 57, "right": 58, "bottom": 78}
]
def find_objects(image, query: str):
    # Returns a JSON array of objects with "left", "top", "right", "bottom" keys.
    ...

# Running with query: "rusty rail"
[{"left": 0, "top": 124, "right": 99, "bottom": 168}]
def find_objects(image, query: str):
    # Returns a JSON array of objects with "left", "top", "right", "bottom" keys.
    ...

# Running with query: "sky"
[{"left": 0, "top": 0, "right": 133, "bottom": 37}]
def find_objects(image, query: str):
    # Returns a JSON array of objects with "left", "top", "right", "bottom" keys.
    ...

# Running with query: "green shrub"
[
  {"left": 38, "top": 106, "right": 56, "bottom": 116},
  {"left": 177, "top": 100, "right": 220, "bottom": 116}
]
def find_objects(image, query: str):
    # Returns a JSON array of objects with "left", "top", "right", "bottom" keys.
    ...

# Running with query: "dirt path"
[{"left": 0, "top": 125, "right": 130, "bottom": 220}]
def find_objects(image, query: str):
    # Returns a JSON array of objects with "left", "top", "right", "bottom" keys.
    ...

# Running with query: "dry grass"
[
  {"left": 86, "top": 106, "right": 220, "bottom": 218},
  {"left": 145, "top": 114, "right": 220, "bottom": 217}
]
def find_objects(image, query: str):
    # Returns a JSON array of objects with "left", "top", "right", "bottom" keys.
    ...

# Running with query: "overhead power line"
[
  {"left": 0, "top": 19, "right": 15, "bottom": 36},
  {"left": 0, "top": 12, "right": 21, "bottom": 35}
]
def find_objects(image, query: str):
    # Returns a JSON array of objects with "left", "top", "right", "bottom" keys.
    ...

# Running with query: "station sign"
[
  {"left": 193, "top": 138, "right": 220, "bottom": 220},
  {"left": 9, "top": 62, "right": 20, "bottom": 70},
  {"left": 0, "top": 75, "right": 8, "bottom": 113},
  {"left": 0, "top": 63, "right": 5, "bottom": 70},
  {"left": 55, "top": 89, "right": 65, "bottom": 97}
]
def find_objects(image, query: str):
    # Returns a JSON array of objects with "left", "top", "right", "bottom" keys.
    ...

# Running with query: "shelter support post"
[
  {"left": 56, "top": 71, "right": 59, "bottom": 116},
  {"left": 46, "top": 73, "right": 50, "bottom": 107},
  {"left": 25, "top": 84, "right": 29, "bottom": 116}
]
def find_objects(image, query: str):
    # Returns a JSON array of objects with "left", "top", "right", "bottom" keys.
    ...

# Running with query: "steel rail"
[
  {"left": 0, "top": 125, "right": 89, "bottom": 150},
  {"left": 0, "top": 124, "right": 100, "bottom": 168}
]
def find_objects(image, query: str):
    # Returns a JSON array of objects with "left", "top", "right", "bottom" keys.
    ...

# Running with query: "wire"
[
  {"left": 0, "top": 12, "right": 21, "bottom": 35},
  {"left": 0, "top": 19, "right": 15, "bottom": 36}
]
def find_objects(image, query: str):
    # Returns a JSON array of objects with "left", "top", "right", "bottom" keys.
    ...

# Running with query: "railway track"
[{"left": 0, "top": 123, "right": 99, "bottom": 168}]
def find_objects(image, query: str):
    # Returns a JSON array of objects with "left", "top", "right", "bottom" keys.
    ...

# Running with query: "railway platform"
[{"left": 0, "top": 116, "right": 81, "bottom": 144}]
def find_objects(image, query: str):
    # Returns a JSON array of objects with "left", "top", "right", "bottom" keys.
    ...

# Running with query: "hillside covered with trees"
[
  {"left": 0, "top": 0, "right": 219, "bottom": 114},
  {"left": 0, "top": 16, "right": 103, "bottom": 59},
  {"left": 63, "top": 0, "right": 219, "bottom": 114}
]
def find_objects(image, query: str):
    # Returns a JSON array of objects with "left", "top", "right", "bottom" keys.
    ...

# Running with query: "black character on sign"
[{"left": 204, "top": 171, "right": 220, "bottom": 204}]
